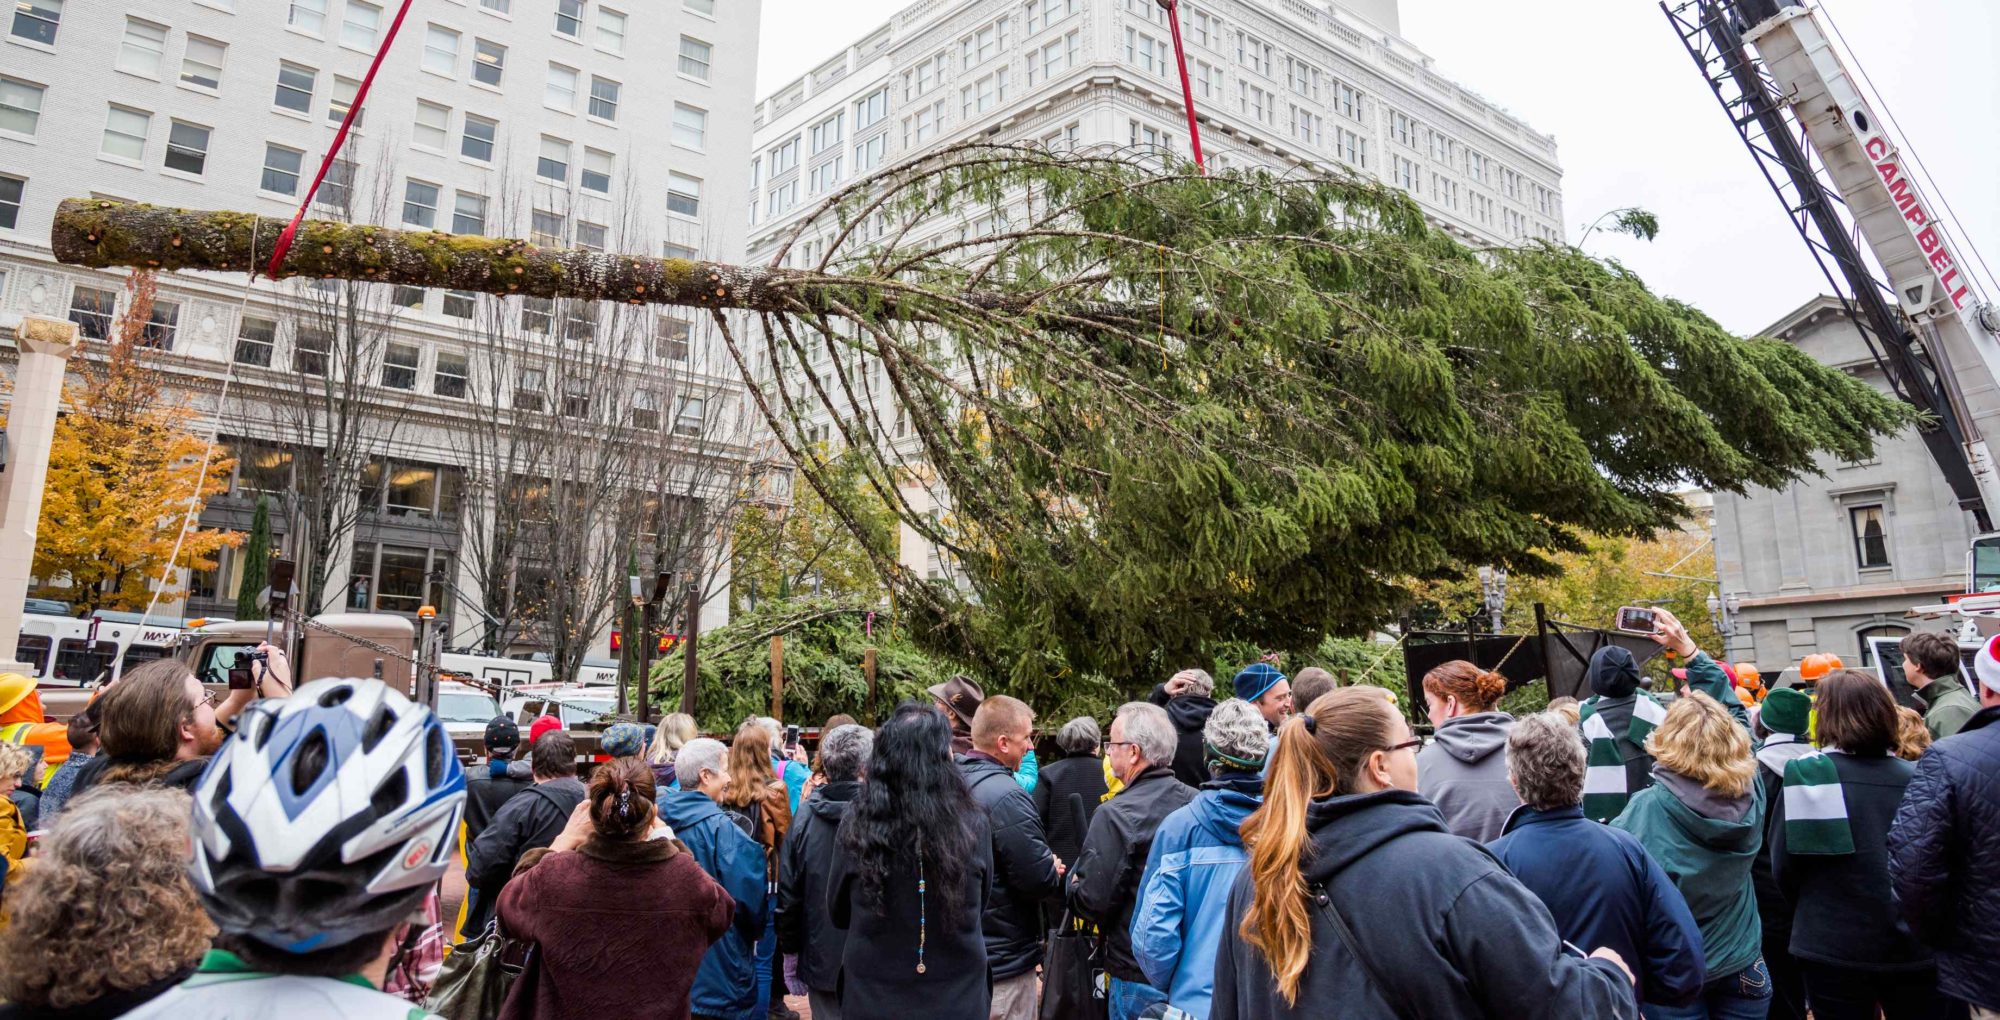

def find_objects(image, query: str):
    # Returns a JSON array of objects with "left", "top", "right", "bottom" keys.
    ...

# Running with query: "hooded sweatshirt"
[
  {"left": 1150, "top": 684, "right": 1220, "bottom": 789},
  {"left": 1612, "top": 765, "right": 1766, "bottom": 985},
  {"left": 1132, "top": 772, "right": 1262, "bottom": 1019},
  {"left": 776, "top": 780, "right": 862, "bottom": 994},
  {"left": 1415, "top": 712, "right": 1518, "bottom": 842},
  {"left": 1210, "top": 790, "right": 1636, "bottom": 1020}
]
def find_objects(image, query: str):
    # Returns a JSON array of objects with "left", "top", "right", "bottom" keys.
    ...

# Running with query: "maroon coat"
[{"left": 497, "top": 835, "right": 733, "bottom": 1020}]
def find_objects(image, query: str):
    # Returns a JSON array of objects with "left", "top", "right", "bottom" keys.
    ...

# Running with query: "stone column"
[{"left": 0, "top": 314, "right": 81, "bottom": 672}]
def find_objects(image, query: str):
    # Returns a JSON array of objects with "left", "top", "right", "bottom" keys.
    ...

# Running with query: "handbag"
[
  {"left": 1039, "top": 907, "right": 1109, "bottom": 1020},
  {"left": 425, "top": 919, "right": 535, "bottom": 1020}
]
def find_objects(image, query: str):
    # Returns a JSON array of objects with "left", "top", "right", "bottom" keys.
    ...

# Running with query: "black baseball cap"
[{"left": 484, "top": 714, "right": 521, "bottom": 752}]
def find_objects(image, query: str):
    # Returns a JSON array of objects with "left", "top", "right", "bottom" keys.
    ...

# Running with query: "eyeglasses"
[
  {"left": 1102, "top": 740, "right": 1136, "bottom": 752},
  {"left": 1383, "top": 735, "right": 1425, "bottom": 754},
  {"left": 195, "top": 689, "right": 222, "bottom": 710}
]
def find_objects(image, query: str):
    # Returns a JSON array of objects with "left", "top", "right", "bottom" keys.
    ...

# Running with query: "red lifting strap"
[{"left": 264, "top": 0, "right": 418, "bottom": 280}]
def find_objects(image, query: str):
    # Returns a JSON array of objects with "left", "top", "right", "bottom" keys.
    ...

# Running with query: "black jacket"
[
  {"left": 961, "top": 754, "right": 1064, "bottom": 980},
  {"left": 465, "top": 759, "right": 533, "bottom": 845},
  {"left": 465, "top": 777, "right": 587, "bottom": 933},
  {"left": 1212, "top": 790, "right": 1637, "bottom": 1020},
  {"left": 1890, "top": 704, "right": 2000, "bottom": 1009},
  {"left": 829, "top": 812, "right": 994, "bottom": 1020},
  {"left": 1150, "top": 684, "right": 1218, "bottom": 789},
  {"left": 1749, "top": 763, "right": 1791, "bottom": 940},
  {"left": 1034, "top": 754, "right": 1108, "bottom": 865},
  {"left": 1067, "top": 765, "right": 1196, "bottom": 982},
  {"left": 777, "top": 780, "right": 861, "bottom": 994},
  {"left": 1772, "top": 752, "right": 1929, "bottom": 971}
]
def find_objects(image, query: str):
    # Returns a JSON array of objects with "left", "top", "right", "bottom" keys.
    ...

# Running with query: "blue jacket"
[
  {"left": 1889, "top": 704, "right": 2000, "bottom": 1010},
  {"left": 1489, "top": 804, "right": 1706, "bottom": 1007},
  {"left": 1132, "top": 772, "right": 1262, "bottom": 1020},
  {"left": 659, "top": 789, "right": 771, "bottom": 1017},
  {"left": 772, "top": 755, "right": 810, "bottom": 815}
]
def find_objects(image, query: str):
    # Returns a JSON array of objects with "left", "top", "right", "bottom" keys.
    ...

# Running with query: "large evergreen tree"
[
  {"left": 234, "top": 497, "right": 271, "bottom": 621},
  {"left": 52, "top": 147, "right": 1912, "bottom": 702}
]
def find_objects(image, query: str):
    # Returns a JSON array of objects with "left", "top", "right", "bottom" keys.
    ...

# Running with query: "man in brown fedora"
[{"left": 929, "top": 675, "right": 985, "bottom": 756}]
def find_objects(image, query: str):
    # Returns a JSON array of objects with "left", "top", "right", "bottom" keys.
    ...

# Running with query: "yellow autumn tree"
[{"left": 26, "top": 273, "right": 238, "bottom": 614}]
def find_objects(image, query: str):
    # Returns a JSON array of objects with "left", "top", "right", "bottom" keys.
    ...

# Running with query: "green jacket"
[
  {"left": 1613, "top": 767, "right": 1767, "bottom": 983},
  {"left": 1917, "top": 674, "right": 1981, "bottom": 739}
]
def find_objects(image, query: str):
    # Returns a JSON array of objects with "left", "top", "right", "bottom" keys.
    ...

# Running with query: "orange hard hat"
[
  {"left": 1799, "top": 653, "right": 1844, "bottom": 682},
  {"left": 1733, "top": 663, "right": 1763, "bottom": 688}
]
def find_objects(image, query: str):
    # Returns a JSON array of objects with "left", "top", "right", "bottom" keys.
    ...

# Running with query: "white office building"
[
  {"left": 0, "top": 0, "right": 762, "bottom": 665},
  {"left": 745, "top": 0, "right": 1565, "bottom": 580}
]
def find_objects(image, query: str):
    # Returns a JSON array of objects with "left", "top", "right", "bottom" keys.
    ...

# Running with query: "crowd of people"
[{"left": 0, "top": 604, "right": 1994, "bottom": 1020}]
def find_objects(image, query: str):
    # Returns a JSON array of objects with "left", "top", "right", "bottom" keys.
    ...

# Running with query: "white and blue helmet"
[{"left": 189, "top": 678, "right": 465, "bottom": 953}]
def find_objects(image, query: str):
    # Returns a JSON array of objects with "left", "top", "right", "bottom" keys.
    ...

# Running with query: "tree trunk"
[{"left": 53, "top": 199, "right": 825, "bottom": 315}]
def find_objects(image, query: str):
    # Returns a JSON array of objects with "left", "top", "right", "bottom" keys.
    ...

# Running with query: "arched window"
[{"left": 1856, "top": 623, "right": 1911, "bottom": 670}]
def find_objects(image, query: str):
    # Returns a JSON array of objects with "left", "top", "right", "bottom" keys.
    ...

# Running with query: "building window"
[
  {"left": 1852, "top": 505, "right": 1890, "bottom": 568},
  {"left": 381, "top": 342, "right": 420, "bottom": 390},
  {"left": 1032, "top": 33, "right": 1077, "bottom": 85},
  {"left": 962, "top": 19, "right": 1009, "bottom": 68},
  {"left": 514, "top": 368, "right": 546, "bottom": 412},
  {"left": 479, "top": 0, "right": 509, "bottom": 12},
  {"left": 435, "top": 351, "right": 469, "bottom": 397},
  {"left": 587, "top": 77, "right": 622, "bottom": 122},
  {"left": 261, "top": 144, "right": 303, "bottom": 195},
  {"left": 961, "top": 69, "right": 1006, "bottom": 118},
  {"left": 413, "top": 101, "right": 450, "bottom": 150},
  {"left": 855, "top": 88, "right": 887, "bottom": 130},
  {"left": 684, "top": 0, "right": 713, "bottom": 13},
  {"left": 452, "top": 191, "right": 487, "bottom": 234},
  {"left": 235, "top": 316, "right": 277, "bottom": 366},
  {"left": 810, "top": 158, "right": 842, "bottom": 194},
  {"left": 461, "top": 113, "right": 496, "bottom": 161},
  {"left": 314, "top": 154, "right": 351, "bottom": 210},
  {"left": 596, "top": 8, "right": 625, "bottom": 52},
  {"left": 631, "top": 391, "right": 661, "bottom": 430},
  {"left": 576, "top": 220, "right": 606, "bottom": 252},
  {"left": 671, "top": 103, "right": 705, "bottom": 149},
  {"left": 328, "top": 76, "right": 363, "bottom": 127},
  {"left": 442, "top": 290, "right": 476, "bottom": 319},
  {"left": 293, "top": 327, "right": 331, "bottom": 375},
  {"left": 349, "top": 542, "right": 448, "bottom": 613},
  {"left": 581, "top": 148, "right": 612, "bottom": 194},
  {"left": 905, "top": 52, "right": 945, "bottom": 100},
  {"left": 392, "top": 286, "right": 424, "bottom": 310},
  {"left": 667, "top": 173, "right": 701, "bottom": 217},
  {"left": 9, "top": 0, "right": 60, "bottom": 45},
  {"left": 545, "top": 63, "right": 578, "bottom": 111},
  {"left": 530, "top": 210, "right": 565, "bottom": 247},
  {"left": 117, "top": 18, "right": 168, "bottom": 78},
  {"left": 68, "top": 286, "right": 116, "bottom": 340},
  {"left": 0, "top": 77, "right": 44, "bottom": 136},
  {"left": 472, "top": 39, "right": 506, "bottom": 85},
  {"left": 181, "top": 36, "right": 226, "bottom": 90},
  {"left": 139, "top": 300, "right": 177, "bottom": 349},
  {"left": 674, "top": 396, "right": 705, "bottom": 436},
  {"left": 164, "top": 121, "right": 211, "bottom": 175},
  {"left": 555, "top": 0, "right": 583, "bottom": 38},
  {"left": 678, "top": 36, "right": 712, "bottom": 80},
  {"left": 275, "top": 62, "right": 317, "bottom": 114},
  {"left": 288, "top": 0, "right": 326, "bottom": 34},
  {"left": 656, "top": 315, "right": 691, "bottom": 361},
  {"left": 230, "top": 441, "right": 295, "bottom": 496},
  {"left": 769, "top": 137, "right": 799, "bottom": 176},
  {"left": 423, "top": 24, "right": 460, "bottom": 75},
  {"left": 854, "top": 134, "right": 886, "bottom": 173},
  {"left": 100, "top": 106, "right": 151, "bottom": 162},
  {"left": 0, "top": 174, "right": 23, "bottom": 231},
  {"left": 342, "top": 0, "right": 382, "bottom": 49},
  {"left": 403, "top": 179, "right": 439, "bottom": 228},
  {"left": 522, "top": 297, "right": 553, "bottom": 333},
  {"left": 536, "top": 135, "right": 569, "bottom": 183},
  {"left": 1027, "top": 0, "right": 1077, "bottom": 32},
  {"left": 561, "top": 380, "right": 590, "bottom": 418}
]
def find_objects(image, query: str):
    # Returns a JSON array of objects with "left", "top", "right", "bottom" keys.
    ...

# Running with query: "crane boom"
[{"left": 1665, "top": 0, "right": 2000, "bottom": 530}]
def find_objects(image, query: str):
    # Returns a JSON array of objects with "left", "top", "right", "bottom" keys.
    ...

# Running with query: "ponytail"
[
  {"left": 1237, "top": 685, "right": 1402, "bottom": 1005},
  {"left": 587, "top": 757, "right": 658, "bottom": 842}
]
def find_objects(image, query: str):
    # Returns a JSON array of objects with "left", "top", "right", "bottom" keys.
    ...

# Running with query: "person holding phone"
[{"left": 1579, "top": 608, "right": 1747, "bottom": 822}]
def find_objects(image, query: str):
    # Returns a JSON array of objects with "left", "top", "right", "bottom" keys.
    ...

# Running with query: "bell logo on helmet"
[{"left": 403, "top": 840, "right": 433, "bottom": 870}]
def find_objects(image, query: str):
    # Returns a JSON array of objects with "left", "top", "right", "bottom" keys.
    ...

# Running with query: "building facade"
[
  {"left": 0, "top": 0, "right": 762, "bottom": 663},
  {"left": 1712, "top": 295, "right": 1976, "bottom": 674},
  {"left": 743, "top": 0, "right": 1566, "bottom": 580}
]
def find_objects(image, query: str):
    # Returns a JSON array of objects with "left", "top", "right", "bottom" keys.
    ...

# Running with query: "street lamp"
[
  {"left": 1707, "top": 591, "right": 1742, "bottom": 654},
  {"left": 1477, "top": 565, "right": 1508, "bottom": 635}
]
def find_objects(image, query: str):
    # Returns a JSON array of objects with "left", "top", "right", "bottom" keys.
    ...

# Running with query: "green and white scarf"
[
  {"left": 1781, "top": 749, "right": 1854, "bottom": 856},
  {"left": 1579, "top": 693, "right": 1669, "bottom": 822}
]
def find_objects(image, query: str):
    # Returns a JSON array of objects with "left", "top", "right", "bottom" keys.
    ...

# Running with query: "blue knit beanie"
[{"left": 1233, "top": 663, "right": 1288, "bottom": 702}]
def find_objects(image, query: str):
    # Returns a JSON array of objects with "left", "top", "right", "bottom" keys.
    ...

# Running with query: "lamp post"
[
  {"left": 1707, "top": 591, "right": 1742, "bottom": 657},
  {"left": 1477, "top": 565, "right": 1508, "bottom": 635}
]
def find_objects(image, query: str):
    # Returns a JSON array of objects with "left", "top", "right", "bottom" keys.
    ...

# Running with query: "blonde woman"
[
  {"left": 1613, "top": 691, "right": 1767, "bottom": 1019},
  {"left": 1211, "top": 686, "right": 1636, "bottom": 1020},
  {"left": 647, "top": 712, "right": 699, "bottom": 789}
]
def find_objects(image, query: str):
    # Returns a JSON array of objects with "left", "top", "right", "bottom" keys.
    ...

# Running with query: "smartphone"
[
  {"left": 1615, "top": 606, "right": 1659, "bottom": 634},
  {"left": 784, "top": 724, "right": 801, "bottom": 750}
]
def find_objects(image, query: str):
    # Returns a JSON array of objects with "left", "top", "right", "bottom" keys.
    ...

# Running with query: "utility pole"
[{"left": 0, "top": 315, "right": 80, "bottom": 673}]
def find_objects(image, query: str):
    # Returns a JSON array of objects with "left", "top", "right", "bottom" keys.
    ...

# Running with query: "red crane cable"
[
  {"left": 264, "top": 0, "right": 419, "bottom": 280},
  {"left": 1157, "top": 0, "right": 1207, "bottom": 174}
]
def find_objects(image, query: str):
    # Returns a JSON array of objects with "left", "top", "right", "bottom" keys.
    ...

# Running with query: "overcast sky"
[{"left": 754, "top": 0, "right": 2000, "bottom": 336}]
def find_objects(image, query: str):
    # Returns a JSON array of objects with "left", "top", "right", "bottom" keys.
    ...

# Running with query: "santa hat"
[{"left": 1975, "top": 635, "right": 2000, "bottom": 696}]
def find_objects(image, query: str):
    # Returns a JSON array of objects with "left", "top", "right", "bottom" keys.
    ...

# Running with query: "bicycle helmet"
[{"left": 189, "top": 677, "right": 465, "bottom": 954}]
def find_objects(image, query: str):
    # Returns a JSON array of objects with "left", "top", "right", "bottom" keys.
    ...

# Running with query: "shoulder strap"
[{"left": 1310, "top": 882, "right": 1419, "bottom": 1020}]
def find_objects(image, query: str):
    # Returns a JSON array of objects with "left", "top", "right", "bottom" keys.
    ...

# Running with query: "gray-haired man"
[{"left": 1068, "top": 702, "right": 1197, "bottom": 1020}]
